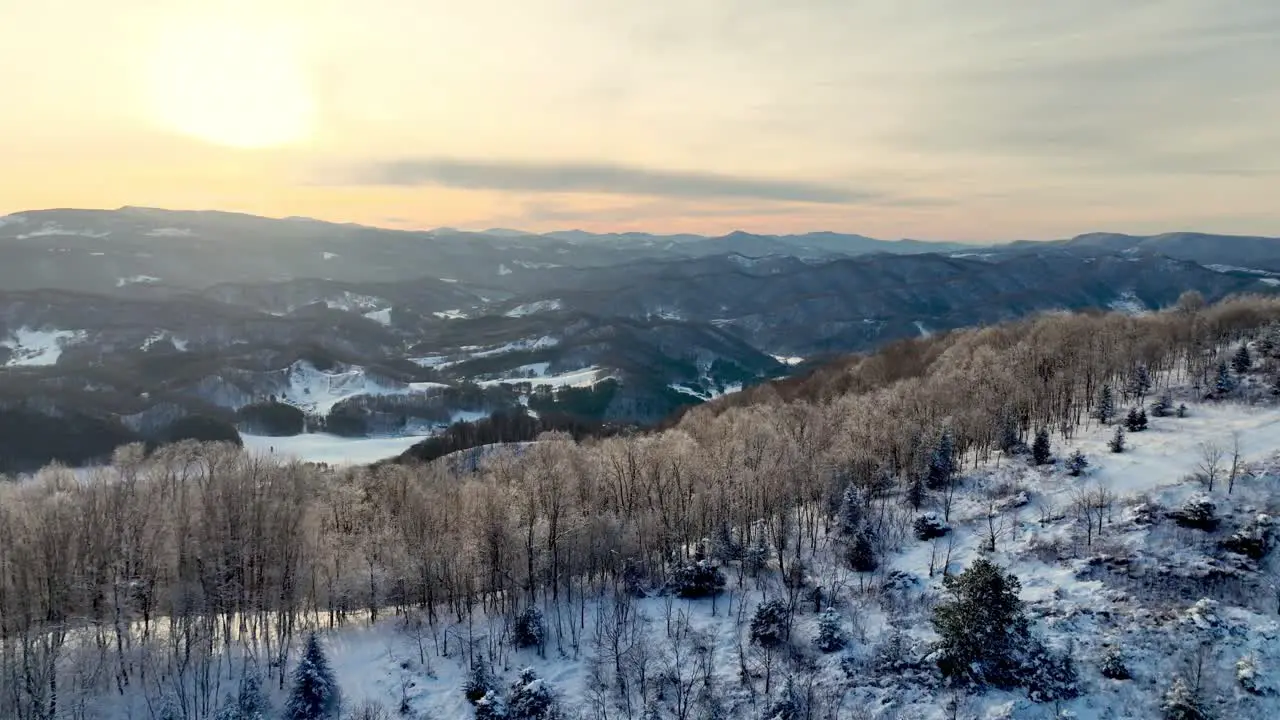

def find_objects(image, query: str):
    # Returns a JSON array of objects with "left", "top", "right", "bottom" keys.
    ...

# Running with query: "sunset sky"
[{"left": 1, "top": 0, "right": 1277, "bottom": 240}]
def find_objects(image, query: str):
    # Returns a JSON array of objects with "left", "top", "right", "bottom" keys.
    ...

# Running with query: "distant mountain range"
[{"left": 2, "top": 206, "right": 1277, "bottom": 470}]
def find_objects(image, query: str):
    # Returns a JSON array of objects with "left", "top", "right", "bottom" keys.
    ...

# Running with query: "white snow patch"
[
  {"left": 438, "top": 278, "right": 458, "bottom": 283},
  {"left": 1108, "top": 291, "right": 1148, "bottom": 315},
  {"left": 322, "top": 251, "right": 339, "bottom": 260},
  {"left": 363, "top": 308, "right": 393, "bottom": 326},
  {"left": 479, "top": 366, "right": 603, "bottom": 388},
  {"left": 242, "top": 433, "right": 428, "bottom": 466},
  {"left": 140, "top": 331, "right": 187, "bottom": 352},
  {"left": 145, "top": 227, "right": 193, "bottom": 237},
  {"left": 280, "top": 362, "right": 442, "bottom": 414},
  {"left": 771, "top": 355, "right": 804, "bottom": 366},
  {"left": 116, "top": 275, "right": 161, "bottom": 287},
  {"left": 914, "top": 320, "right": 932, "bottom": 338},
  {"left": 408, "top": 355, "right": 457, "bottom": 369},
  {"left": 667, "top": 380, "right": 745, "bottom": 401},
  {"left": 1, "top": 327, "right": 86, "bottom": 366},
  {"left": 1260, "top": 278, "right": 1280, "bottom": 287},
  {"left": 433, "top": 309, "right": 468, "bottom": 320},
  {"left": 324, "top": 292, "right": 383, "bottom": 312},
  {"left": 15, "top": 223, "right": 109, "bottom": 239},
  {"left": 504, "top": 299, "right": 562, "bottom": 317},
  {"left": 728, "top": 254, "right": 770, "bottom": 268},
  {"left": 1207, "top": 264, "right": 1280, "bottom": 277},
  {"left": 497, "top": 263, "right": 513, "bottom": 276},
  {"left": 513, "top": 260, "right": 562, "bottom": 269},
  {"left": 468, "top": 336, "right": 559, "bottom": 359}
]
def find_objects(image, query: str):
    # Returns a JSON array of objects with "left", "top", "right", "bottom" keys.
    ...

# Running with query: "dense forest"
[{"left": 3, "top": 292, "right": 1280, "bottom": 719}]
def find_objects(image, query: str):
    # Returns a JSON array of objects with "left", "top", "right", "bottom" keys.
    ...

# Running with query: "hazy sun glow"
[{"left": 145, "top": 14, "right": 315, "bottom": 149}]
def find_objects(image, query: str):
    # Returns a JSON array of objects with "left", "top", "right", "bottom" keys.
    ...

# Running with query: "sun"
[{"left": 145, "top": 14, "right": 316, "bottom": 149}]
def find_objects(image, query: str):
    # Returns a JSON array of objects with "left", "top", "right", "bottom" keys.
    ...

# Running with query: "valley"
[{"left": 2, "top": 208, "right": 1277, "bottom": 471}]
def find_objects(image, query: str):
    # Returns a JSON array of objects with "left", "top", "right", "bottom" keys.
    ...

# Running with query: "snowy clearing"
[
  {"left": 115, "top": 275, "right": 161, "bottom": 287},
  {"left": 241, "top": 433, "right": 428, "bottom": 465},
  {"left": 278, "top": 361, "right": 445, "bottom": 414},
  {"left": 504, "top": 299, "right": 563, "bottom": 317},
  {"left": 145, "top": 227, "right": 194, "bottom": 237},
  {"left": 364, "top": 307, "right": 393, "bottom": 326},
  {"left": 324, "top": 292, "right": 384, "bottom": 312},
  {"left": 1, "top": 326, "right": 86, "bottom": 366},
  {"left": 1108, "top": 291, "right": 1149, "bottom": 315},
  {"left": 14, "top": 223, "right": 109, "bottom": 239},
  {"left": 478, "top": 366, "right": 603, "bottom": 388}
]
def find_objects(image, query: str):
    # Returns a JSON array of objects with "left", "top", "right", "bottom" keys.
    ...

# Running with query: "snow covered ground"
[
  {"left": 505, "top": 299, "right": 562, "bottom": 317},
  {"left": 277, "top": 361, "right": 447, "bottom": 414},
  {"left": 1, "top": 326, "right": 86, "bottom": 366},
  {"left": 241, "top": 433, "right": 428, "bottom": 465},
  {"left": 478, "top": 365, "right": 604, "bottom": 389},
  {"left": 282, "top": 397, "right": 1280, "bottom": 719},
  {"left": 47, "top": 389, "right": 1280, "bottom": 719}
]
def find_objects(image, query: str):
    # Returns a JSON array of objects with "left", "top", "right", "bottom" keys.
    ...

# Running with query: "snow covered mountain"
[{"left": 2, "top": 207, "right": 1279, "bottom": 471}]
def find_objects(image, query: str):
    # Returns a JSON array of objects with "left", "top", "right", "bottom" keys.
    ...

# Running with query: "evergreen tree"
[
  {"left": 906, "top": 474, "right": 925, "bottom": 510},
  {"left": 931, "top": 559, "right": 1031, "bottom": 689},
  {"left": 1095, "top": 385, "right": 1116, "bottom": 424},
  {"left": 473, "top": 692, "right": 509, "bottom": 720},
  {"left": 512, "top": 606, "right": 546, "bottom": 650},
  {"left": 750, "top": 600, "right": 791, "bottom": 648},
  {"left": 1024, "top": 641, "right": 1080, "bottom": 704},
  {"left": 1066, "top": 450, "right": 1089, "bottom": 477},
  {"left": 1100, "top": 647, "right": 1131, "bottom": 680},
  {"left": 1177, "top": 404, "right": 1189, "bottom": 418},
  {"left": 1272, "top": 375, "right": 1280, "bottom": 396},
  {"left": 1108, "top": 426, "right": 1126, "bottom": 454},
  {"left": 998, "top": 414, "right": 1020, "bottom": 454},
  {"left": 1152, "top": 391, "right": 1174, "bottom": 418},
  {"left": 465, "top": 662, "right": 498, "bottom": 705},
  {"left": 845, "top": 531, "right": 879, "bottom": 572},
  {"left": 229, "top": 668, "right": 271, "bottom": 720},
  {"left": 1032, "top": 428, "right": 1052, "bottom": 466},
  {"left": 284, "top": 634, "right": 340, "bottom": 720},
  {"left": 1162, "top": 677, "right": 1209, "bottom": 720},
  {"left": 814, "top": 607, "right": 845, "bottom": 653},
  {"left": 926, "top": 431, "right": 955, "bottom": 489},
  {"left": 1127, "top": 365, "right": 1152, "bottom": 401},
  {"left": 159, "top": 696, "right": 183, "bottom": 720},
  {"left": 507, "top": 668, "right": 560, "bottom": 720},
  {"left": 837, "top": 485, "right": 862, "bottom": 537},
  {"left": 1125, "top": 407, "right": 1148, "bottom": 432},
  {"left": 710, "top": 523, "right": 742, "bottom": 563},
  {"left": 1233, "top": 344, "right": 1253, "bottom": 374},
  {"left": 1215, "top": 362, "right": 1234, "bottom": 396}
]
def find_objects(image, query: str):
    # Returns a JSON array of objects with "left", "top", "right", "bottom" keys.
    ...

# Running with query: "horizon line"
[{"left": 2, "top": 205, "right": 1278, "bottom": 246}]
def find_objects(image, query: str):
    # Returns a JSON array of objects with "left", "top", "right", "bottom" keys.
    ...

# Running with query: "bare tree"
[
  {"left": 1228, "top": 432, "right": 1244, "bottom": 494},
  {"left": 1197, "top": 441, "right": 1226, "bottom": 492}
]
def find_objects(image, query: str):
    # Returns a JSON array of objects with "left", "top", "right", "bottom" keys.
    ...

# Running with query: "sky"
[{"left": 0, "top": 0, "right": 1277, "bottom": 241}]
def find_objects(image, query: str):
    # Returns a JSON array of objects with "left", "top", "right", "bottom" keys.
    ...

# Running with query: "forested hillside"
[{"left": 4, "top": 292, "right": 1280, "bottom": 719}]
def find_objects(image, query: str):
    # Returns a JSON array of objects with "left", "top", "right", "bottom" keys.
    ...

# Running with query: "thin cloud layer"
[
  {"left": 344, "top": 158, "right": 869, "bottom": 204},
  {"left": 1, "top": 1, "right": 1278, "bottom": 237}
]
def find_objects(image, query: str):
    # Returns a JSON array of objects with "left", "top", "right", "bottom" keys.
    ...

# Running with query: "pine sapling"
[
  {"left": 1032, "top": 427, "right": 1052, "bottom": 466},
  {"left": 1066, "top": 450, "right": 1088, "bottom": 477},
  {"left": 1108, "top": 426, "right": 1126, "bottom": 454}
]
